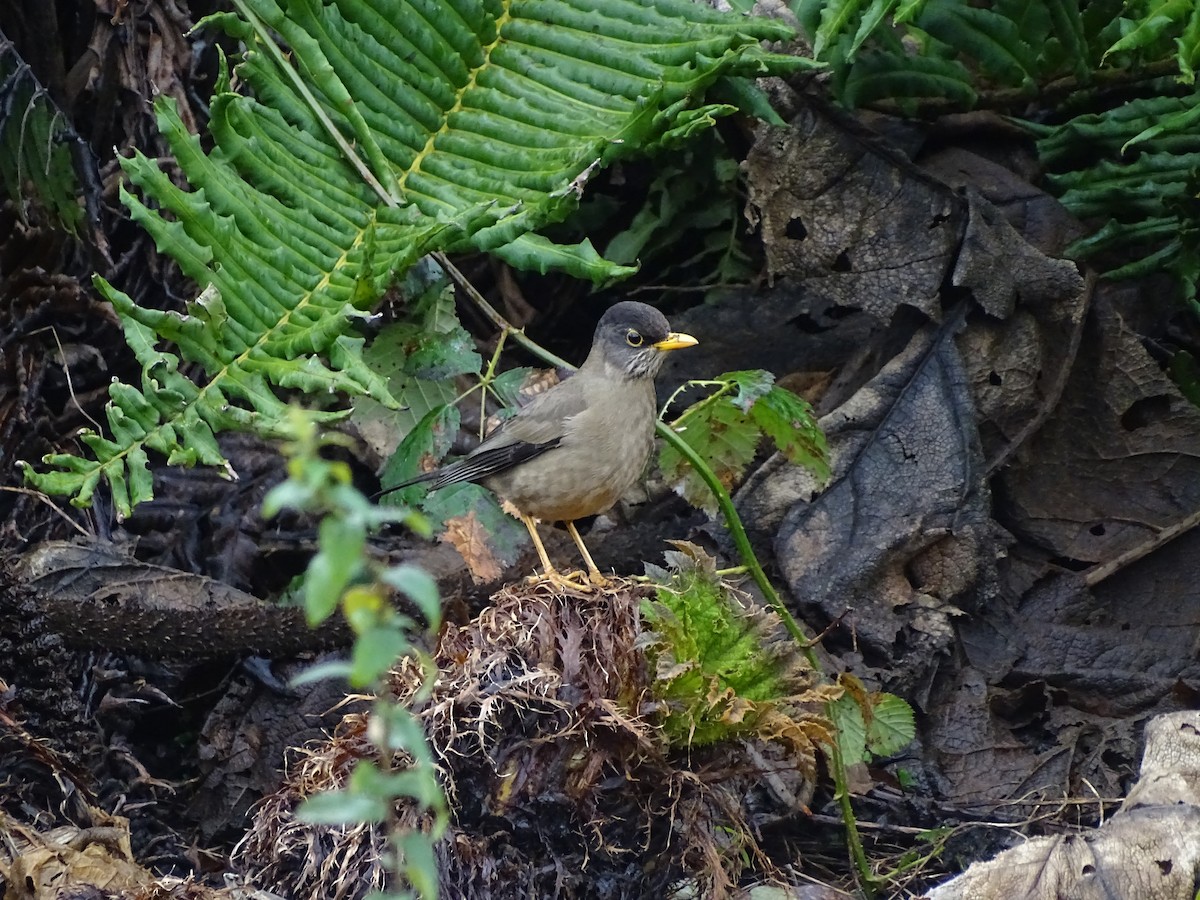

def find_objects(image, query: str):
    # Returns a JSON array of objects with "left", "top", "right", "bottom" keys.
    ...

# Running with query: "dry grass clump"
[{"left": 236, "top": 575, "right": 827, "bottom": 899}]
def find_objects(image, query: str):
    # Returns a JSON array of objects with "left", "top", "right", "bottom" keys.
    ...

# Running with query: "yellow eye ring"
[{"left": 626, "top": 329, "right": 644, "bottom": 347}]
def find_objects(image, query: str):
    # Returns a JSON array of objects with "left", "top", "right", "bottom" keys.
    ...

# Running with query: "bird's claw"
[
  {"left": 525, "top": 569, "right": 597, "bottom": 592},
  {"left": 586, "top": 569, "right": 610, "bottom": 586}
]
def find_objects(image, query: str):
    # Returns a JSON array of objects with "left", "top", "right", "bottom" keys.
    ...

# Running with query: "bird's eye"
[{"left": 626, "top": 329, "right": 643, "bottom": 347}]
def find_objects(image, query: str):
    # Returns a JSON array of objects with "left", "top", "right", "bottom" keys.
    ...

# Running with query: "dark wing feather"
[
  {"left": 430, "top": 437, "right": 561, "bottom": 488},
  {"left": 376, "top": 370, "right": 591, "bottom": 499}
]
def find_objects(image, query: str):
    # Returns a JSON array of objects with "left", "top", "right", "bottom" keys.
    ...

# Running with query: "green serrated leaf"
[
  {"left": 865, "top": 692, "right": 916, "bottom": 757},
  {"left": 750, "top": 387, "right": 830, "bottom": 479},
  {"left": 378, "top": 404, "right": 461, "bottom": 504},
  {"left": 829, "top": 693, "right": 869, "bottom": 765},
  {"left": 350, "top": 625, "right": 407, "bottom": 687},
  {"left": 725, "top": 369, "right": 776, "bottom": 411},
  {"left": 660, "top": 398, "right": 760, "bottom": 514},
  {"left": 489, "top": 367, "right": 534, "bottom": 408}
]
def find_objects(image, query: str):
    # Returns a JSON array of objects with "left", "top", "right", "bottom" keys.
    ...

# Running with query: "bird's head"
[{"left": 587, "top": 301, "right": 698, "bottom": 380}]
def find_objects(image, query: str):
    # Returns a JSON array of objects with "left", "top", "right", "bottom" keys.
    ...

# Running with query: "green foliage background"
[
  {"left": 20, "top": 0, "right": 811, "bottom": 517},
  {"left": 786, "top": 0, "right": 1200, "bottom": 317}
]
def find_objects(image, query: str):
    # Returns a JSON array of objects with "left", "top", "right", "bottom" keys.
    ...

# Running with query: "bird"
[{"left": 381, "top": 301, "right": 698, "bottom": 588}]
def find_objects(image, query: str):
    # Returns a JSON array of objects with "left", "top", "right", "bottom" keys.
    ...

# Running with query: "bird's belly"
[{"left": 486, "top": 431, "right": 652, "bottom": 522}]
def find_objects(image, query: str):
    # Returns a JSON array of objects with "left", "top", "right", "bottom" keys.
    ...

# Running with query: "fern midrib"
[
  {"left": 397, "top": 3, "right": 515, "bottom": 200},
  {"left": 99, "top": 212, "right": 375, "bottom": 482}
]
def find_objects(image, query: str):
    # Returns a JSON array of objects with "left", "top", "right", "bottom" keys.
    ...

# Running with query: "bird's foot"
[
  {"left": 585, "top": 568, "right": 611, "bottom": 586},
  {"left": 525, "top": 568, "right": 596, "bottom": 592}
]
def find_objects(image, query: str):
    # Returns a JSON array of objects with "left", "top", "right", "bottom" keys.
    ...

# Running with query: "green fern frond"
[
  {"left": 842, "top": 51, "right": 977, "bottom": 110},
  {"left": 1100, "top": 0, "right": 1192, "bottom": 65},
  {"left": 918, "top": 0, "right": 1038, "bottom": 89},
  {"left": 799, "top": 0, "right": 1199, "bottom": 107},
  {"left": 22, "top": 0, "right": 802, "bottom": 519},
  {"left": 1037, "top": 94, "right": 1200, "bottom": 297}
]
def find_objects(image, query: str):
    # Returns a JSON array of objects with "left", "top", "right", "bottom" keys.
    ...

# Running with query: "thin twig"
[
  {"left": 0, "top": 486, "right": 91, "bottom": 537},
  {"left": 28, "top": 326, "right": 104, "bottom": 433},
  {"left": 433, "top": 252, "right": 573, "bottom": 371},
  {"left": 1083, "top": 506, "right": 1200, "bottom": 587}
]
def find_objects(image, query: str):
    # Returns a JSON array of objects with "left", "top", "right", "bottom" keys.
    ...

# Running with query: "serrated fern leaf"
[
  {"left": 843, "top": 51, "right": 977, "bottom": 109},
  {"left": 1101, "top": 0, "right": 1192, "bottom": 64},
  {"left": 917, "top": 0, "right": 1038, "bottom": 88},
  {"left": 813, "top": 0, "right": 869, "bottom": 60},
  {"left": 23, "top": 0, "right": 799, "bottom": 518},
  {"left": 1037, "top": 93, "right": 1200, "bottom": 298},
  {"left": 232, "top": 0, "right": 795, "bottom": 278},
  {"left": 1181, "top": 3, "right": 1200, "bottom": 83}
]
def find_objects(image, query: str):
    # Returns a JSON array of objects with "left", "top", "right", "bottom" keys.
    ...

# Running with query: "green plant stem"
[
  {"left": 828, "top": 725, "right": 877, "bottom": 898},
  {"left": 712, "top": 565, "right": 747, "bottom": 577},
  {"left": 655, "top": 420, "right": 819, "bottom": 670},
  {"left": 665, "top": 379, "right": 735, "bottom": 430},
  {"left": 658, "top": 377, "right": 725, "bottom": 419}
]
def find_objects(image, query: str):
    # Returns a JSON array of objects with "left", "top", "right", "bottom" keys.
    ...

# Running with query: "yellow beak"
[{"left": 653, "top": 332, "right": 699, "bottom": 352}]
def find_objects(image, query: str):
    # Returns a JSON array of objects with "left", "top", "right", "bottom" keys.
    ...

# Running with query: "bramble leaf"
[
  {"left": 660, "top": 370, "right": 828, "bottom": 514},
  {"left": 661, "top": 396, "right": 760, "bottom": 513},
  {"left": 751, "top": 387, "right": 830, "bottom": 480}
]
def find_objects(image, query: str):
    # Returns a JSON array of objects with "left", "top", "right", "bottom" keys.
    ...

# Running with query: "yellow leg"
[
  {"left": 519, "top": 512, "right": 592, "bottom": 591},
  {"left": 519, "top": 512, "right": 558, "bottom": 576},
  {"left": 565, "top": 521, "right": 608, "bottom": 585}
]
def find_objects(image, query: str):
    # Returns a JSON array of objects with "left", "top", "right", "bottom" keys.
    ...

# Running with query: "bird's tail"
[{"left": 373, "top": 469, "right": 439, "bottom": 501}]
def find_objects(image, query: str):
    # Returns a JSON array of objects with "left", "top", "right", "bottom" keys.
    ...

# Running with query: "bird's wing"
[
  {"left": 429, "top": 371, "right": 591, "bottom": 489},
  {"left": 430, "top": 436, "right": 561, "bottom": 488}
]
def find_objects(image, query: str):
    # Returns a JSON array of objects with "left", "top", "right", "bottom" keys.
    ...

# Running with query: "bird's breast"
[{"left": 485, "top": 378, "right": 656, "bottom": 522}]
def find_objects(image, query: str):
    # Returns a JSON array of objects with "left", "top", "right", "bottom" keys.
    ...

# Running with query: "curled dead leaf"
[{"left": 440, "top": 510, "right": 504, "bottom": 583}]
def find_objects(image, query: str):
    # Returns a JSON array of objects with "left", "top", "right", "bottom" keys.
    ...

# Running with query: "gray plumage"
[{"left": 384, "top": 301, "right": 697, "bottom": 582}]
